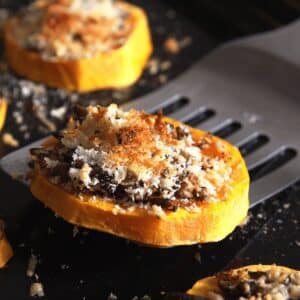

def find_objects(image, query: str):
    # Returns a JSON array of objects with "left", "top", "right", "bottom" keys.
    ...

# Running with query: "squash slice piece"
[
  {"left": 188, "top": 265, "right": 300, "bottom": 299},
  {"left": 0, "top": 220, "right": 13, "bottom": 268},
  {"left": 0, "top": 102, "right": 11, "bottom": 267},
  {"left": 30, "top": 107, "right": 249, "bottom": 247},
  {"left": 4, "top": 1, "right": 153, "bottom": 92},
  {"left": 0, "top": 98, "right": 7, "bottom": 131}
]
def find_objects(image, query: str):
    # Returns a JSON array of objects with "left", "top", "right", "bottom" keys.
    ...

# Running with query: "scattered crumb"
[
  {"left": 61, "top": 264, "right": 70, "bottom": 270},
  {"left": 73, "top": 226, "right": 79, "bottom": 238},
  {"left": 132, "top": 296, "right": 151, "bottom": 300},
  {"left": 47, "top": 227, "right": 55, "bottom": 235},
  {"left": 107, "top": 292, "right": 118, "bottom": 300},
  {"left": 158, "top": 74, "right": 168, "bottom": 84},
  {"left": 164, "top": 36, "right": 192, "bottom": 54},
  {"left": 147, "top": 58, "right": 160, "bottom": 75},
  {"left": 50, "top": 106, "right": 67, "bottom": 120},
  {"left": 256, "top": 213, "right": 264, "bottom": 219},
  {"left": 179, "top": 36, "right": 192, "bottom": 48},
  {"left": 194, "top": 251, "right": 201, "bottom": 263},
  {"left": 24, "top": 132, "right": 31, "bottom": 140},
  {"left": 29, "top": 282, "right": 45, "bottom": 297},
  {"left": 147, "top": 59, "right": 172, "bottom": 81},
  {"left": 27, "top": 254, "right": 38, "bottom": 277},
  {"left": 295, "top": 240, "right": 300, "bottom": 247},
  {"left": 19, "top": 124, "right": 28, "bottom": 132},
  {"left": 34, "top": 106, "right": 56, "bottom": 132},
  {"left": 164, "top": 37, "right": 180, "bottom": 54},
  {"left": 243, "top": 112, "right": 263, "bottom": 124},
  {"left": 160, "top": 60, "right": 171, "bottom": 71},
  {"left": 2, "top": 132, "right": 19, "bottom": 147}
]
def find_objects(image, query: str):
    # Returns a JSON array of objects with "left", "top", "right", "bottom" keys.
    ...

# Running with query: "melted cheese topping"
[
  {"left": 32, "top": 104, "right": 233, "bottom": 211},
  {"left": 12, "top": 0, "right": 133, "bottom": 60}
]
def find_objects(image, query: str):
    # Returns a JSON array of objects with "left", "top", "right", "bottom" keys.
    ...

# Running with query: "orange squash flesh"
[
  {"left": 187, "top": 265, "right": 299, "bottom": 297},
  {"left": 0, "top": 98, "right": 7, "bottom": 131},
  {"left": 4, "top": 3, "right": 153, "bottom": 92},
  {"left": 30, "top": 117, "right": 249, "bottom": 247},
  {"left": 0, "top": 102, "right": 11, "bottom": 267},
  {"left": 0, "top": 221, "right": 13, "bottom": 268}
]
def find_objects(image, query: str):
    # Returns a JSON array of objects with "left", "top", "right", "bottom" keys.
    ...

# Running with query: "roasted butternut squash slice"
[
  {"left": 0, "top": 98, "right": 7, "bottom": 131},
  {"left": 188, "top": 265, "right": 300, "bottom": 299},
  {"left": 30, "top": 105, "right": 249, "bottom": 247},
  {"left": 4, "top": 0, "right": 153, "bottom": 92},
  {"left": 0, "top": 220, "right": 13, "bottom": 268}
]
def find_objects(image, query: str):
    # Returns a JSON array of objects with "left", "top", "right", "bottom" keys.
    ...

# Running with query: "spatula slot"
[
  {"left": 151, "top": 96, "right": 189, "bottom": 115},
  {"left": 184, "top": 108, "right": 215, "bottom": 126},
  {"left": 212, "top": 120, "right": 242, "bottom": 138},
  {"left": 239, "top": 134, "right": 270, "bottom": 156},
  {"left": 249, "top": 147, "right": 297, "bottom": 182}
]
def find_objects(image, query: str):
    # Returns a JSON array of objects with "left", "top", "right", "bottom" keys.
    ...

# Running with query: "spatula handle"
[{"left": 228, "top": 19, "right": 300, "bottom": 67}]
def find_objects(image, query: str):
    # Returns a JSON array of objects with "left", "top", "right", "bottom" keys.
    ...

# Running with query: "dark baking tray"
[{"left": 0, "top": 1, "right": 299, "bottom": 299}]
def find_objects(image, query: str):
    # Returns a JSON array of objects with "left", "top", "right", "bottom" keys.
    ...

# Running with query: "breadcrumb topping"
[
  {"left": 216, "top": 267, "right": 300, "bottom": 300},
  {"left": 12, "top": 0, "right": 133, "bottom": 60},
  {"left": 31, "top": 104, "right": 232, "bottom": 213}
]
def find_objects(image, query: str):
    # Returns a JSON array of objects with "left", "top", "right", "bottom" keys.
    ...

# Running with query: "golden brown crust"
[
  {"left": 4, "top": 2, "right": 153, "bottom": 91},
  {"left": 0, "top": 220, "right": 13, "bottom": 268},
  {"left": 11, "top": 1, "right": 134, "bottom": 58},
  {"left": 30, "top": 116, "right": 249, "bottom": 247},
  {"left": 187, "top": 265, "right": 300, "bottom": 298}
]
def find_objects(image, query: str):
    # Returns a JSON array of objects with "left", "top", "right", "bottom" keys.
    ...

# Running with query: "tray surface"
[{"left": 0, "top": 1, "right": 299, "bottom": 300}]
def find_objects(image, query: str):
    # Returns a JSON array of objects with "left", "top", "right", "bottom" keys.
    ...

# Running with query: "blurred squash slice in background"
[{"left": 4, "top": 0, "right": 153, "bottom": 92}]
